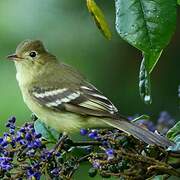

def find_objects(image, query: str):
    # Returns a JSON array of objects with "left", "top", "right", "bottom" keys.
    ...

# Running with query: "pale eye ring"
[{"left": 29, "top": 51, "right": 37, "bottom": 58}]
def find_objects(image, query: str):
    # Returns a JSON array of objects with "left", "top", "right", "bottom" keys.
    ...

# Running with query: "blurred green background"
[{"left": 0, "top": 1, "right": 179, "bottom": 179}]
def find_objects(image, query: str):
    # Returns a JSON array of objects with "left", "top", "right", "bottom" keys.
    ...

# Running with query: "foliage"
[
  {"left": 0, "top": 114, "right": 179, "bottom": 180},
  {"left": 167, "top": 121, "right": 180, "bottom": 141},
  {"left": 86, "top": 0, "right": 178, "bottom": 104},
  {"left": 86, "top": 0, "right": 111, "bottom": 40},
  {"left": 139, "top": 58, "right": 152, "bottom": 104}
]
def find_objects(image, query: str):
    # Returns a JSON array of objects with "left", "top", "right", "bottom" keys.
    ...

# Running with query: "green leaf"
[
  {"left": 115, "top": 0, "right": 176, "bottom": 57},
  {"left": 139, "top": 51, "right": 162, "bottom": 103},
  {"left": 167, "top": 123, "right": 180, "bottom": 167},
  {"left": 151, "top": 175, "right": 167, "bottom": 180},
  {"left": 131, "top": 114, "right": 150, "bottom": 122},
  {"left": 139, "top": 57, "right": 152, "bottom": 104},
  {"left": 34, "top": 119, "right": 60, "bottom": 142},
  {"left": 167, "top": 134, "right": 180, "bottom": 179},
  {"left": 115, "top": 0, "right": 177, "bottom": 103},
  {"left": 178, "top": 0, "right": 180, "bottom": 5},
  {"left": 167, "top": 121, "right": 180, "bottom": 141},
  {"left": 167, "top": 134, "right": 180, "bottom": 151},
  {"left": 86, "top": 0, "right": 112, "bottom": 40},
  {"left": 147, "top": 50, "right": 163, "bottom": 73}
]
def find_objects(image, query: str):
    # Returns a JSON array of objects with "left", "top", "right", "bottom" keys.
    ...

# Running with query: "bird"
[{"left": 7, "top": 39, "right": 174, "bottom": 148}]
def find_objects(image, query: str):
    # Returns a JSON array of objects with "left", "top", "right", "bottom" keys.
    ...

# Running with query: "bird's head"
[{"left": 7, "top": 39, "right": 56, "bottom": 66}]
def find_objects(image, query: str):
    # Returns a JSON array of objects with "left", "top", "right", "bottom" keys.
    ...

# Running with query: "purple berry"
[
  {"left": 88, "top": 130, "right": 98, "bottom": 139},
  {"left": 55, "top": 152, "right": 61, "bottom": 157},
  {"left": 25, "top": 133, "right": 32, "bottom": 141},
  {"left": 35, "top": 133, "right": 42, "bottom": 139},
  {"left": 105, "top": 149, "right": 114, "bottom": 156},
  {"left": 80, "top": 128, "right": 88, "bottom": 135},
  {"left": 88, "top": 132, "right": 97, "bottom": 139}
]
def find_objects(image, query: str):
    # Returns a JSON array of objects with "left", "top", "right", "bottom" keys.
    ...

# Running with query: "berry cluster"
[
  {"left": 80, "top": 128, "right": 141, "bottom": 178},
  {"left": 79, "top": 112, "right": 177, "bottom": 179},
  {"left": 0, "top": 112, "right": 177, "bottom": 180},
  {"left": 0, "top": 117, "right": 71, "bottom": 179}
]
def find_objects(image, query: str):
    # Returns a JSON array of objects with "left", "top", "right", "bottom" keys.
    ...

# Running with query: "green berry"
[{"left": 88, "top": 167, "right": 97, "bottom": 177}]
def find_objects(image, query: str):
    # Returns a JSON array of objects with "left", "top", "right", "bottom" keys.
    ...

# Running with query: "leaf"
[
  {"left": 166, "top": 134, "right": 180, "bottom": 179},
  {"left": 34, "top": 119, "right": 60, "bottom": 142},
  {"left": 151, "top": 175, "right": 166, "bottom": 180},
  {"left": 147, "top": 50, "right": 163, "bottom": 74},
  {"left": 167, "top": 123, "right": 180, "bottom": 168},
  {"left": 178, "top": 0, "right": 180, "bottom": 5},
  {"left": 167, "top": 134, "right": 180, "bottom": 151},
  {"left": 86, "top": 0, "right": 112, "bottom": 40},
  {"left": 167, "top": 121, "right": 180, "bottom": 141},
  {"left": 115, "top": 0, "right": 177, "bottom": 103},
  {"left": 115, "top": 0, "right": 177, "bottom": 99},
  {"left": 139, "top": 57, "right": 152, "bottom": 104},
  {"left": 131, "top": 114, "right": 150, "bottom": 122},
  {"left": 115, "top": 0, "right": 176, "bottom": 59}
]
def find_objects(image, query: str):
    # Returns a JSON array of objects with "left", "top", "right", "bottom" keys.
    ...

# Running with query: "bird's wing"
[{"left": 29, "top": 83, "right": 119, "bottom": 119}]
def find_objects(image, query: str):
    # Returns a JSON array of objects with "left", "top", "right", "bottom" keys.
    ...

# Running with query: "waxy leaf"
[
  {"left": 152, "top": 175, "right": 167, "bottom": 180},
  {"left": 115, "top": 0, "right": 176, "bottom": 60},
  {"left": 166, "top": 125, "right": 180, "bottom": 178},
  {"left": 139, "top": 57, "right": 152, "bottom": 104},
  {"left": 115, "top": 0, "right": 177, "bottom": 104},
  {"left": 167, "top": 134, "right": 180, "bottom": 151},
  {"left": 34, "top": 119, "right": 59, "bottom": 142},
  {"left": 147, "top": 50, "right": 162, "bottom": 74},
  {"left": 87, "top": 0, "right": 112, "bottom": 40},
  {"left": 167, "top": 121, "right": 180, "bottom": 141}
]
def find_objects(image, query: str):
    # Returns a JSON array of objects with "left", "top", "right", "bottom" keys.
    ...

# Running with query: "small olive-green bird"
[{"left": 7, "top": 39, "right": 174, "bottom": 148}]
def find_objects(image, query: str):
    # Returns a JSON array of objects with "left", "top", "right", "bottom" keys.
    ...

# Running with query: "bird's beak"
[{"left": 7, "top": 54, "right": 23, "bottom": 61}]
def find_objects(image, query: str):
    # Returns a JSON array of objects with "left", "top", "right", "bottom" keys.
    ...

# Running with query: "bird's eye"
[{"left": 29, "top": 51, "right": 37, "bottom": 58}]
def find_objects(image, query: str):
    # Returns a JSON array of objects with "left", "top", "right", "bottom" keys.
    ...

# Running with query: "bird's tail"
[{"left": 102, "top": 119, "right": 174, "bottom": 148}]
